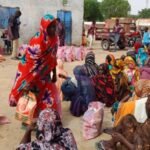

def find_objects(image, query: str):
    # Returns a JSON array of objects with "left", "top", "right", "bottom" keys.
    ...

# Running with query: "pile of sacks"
[{"left": 57, "top": 46, "right": 90, "bottom": 62}]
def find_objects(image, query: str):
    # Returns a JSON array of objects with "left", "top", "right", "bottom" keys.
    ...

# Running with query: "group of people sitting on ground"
[
  {"left": 61, "top": 47, "right": 149, "bottom": 115},
  {"left": 59, "top": 41, "right": 150, "bottom": 149},
  {"left": 0, "top": 13, "right": 149, "bottom": 149}
]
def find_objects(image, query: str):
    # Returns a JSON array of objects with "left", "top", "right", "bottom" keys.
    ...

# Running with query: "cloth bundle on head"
[
  {"left": 84, "top": 51, "right": 99, "bottom": 77},
  {"left": 18, "top": 109, "right": 78, "bottom": 150}
]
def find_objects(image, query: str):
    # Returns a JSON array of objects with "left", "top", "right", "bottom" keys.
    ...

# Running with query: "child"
[
  {"left": 87, "top": 21, "right": 96, "bottom": 48},
  {"left": 1, "top": 30, "right": 12, "bottom": 54},
  {"left": 96, "top": 95, "right": 150, "bottom": 150}
]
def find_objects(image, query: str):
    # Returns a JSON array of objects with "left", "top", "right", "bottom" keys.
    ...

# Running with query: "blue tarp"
[{"left": 0, "top": 6, "right": 18, "bottom": 29}]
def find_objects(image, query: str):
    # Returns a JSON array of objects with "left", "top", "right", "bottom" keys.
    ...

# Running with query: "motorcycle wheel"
[{"left": 101, "top": 40, "right": 110, "bottom": 50}]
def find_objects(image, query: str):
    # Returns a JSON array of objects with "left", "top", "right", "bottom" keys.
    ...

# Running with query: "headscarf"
[
  {"left": 134, "top": 79, "right": 150, "bottom": 98},
  {"left": 105, "top": 54, "right": 115, "bottom": 70},
  {"left": 124, "top": 56, "right": 140, "bottom": 85},
  {"left": 18, "top": 109, "right": 77, "bottom": 150},
  {"left": 124, "top": 56, "right": 136, "bottom": 69},
  {"left": 84, "top": 51, "right": 98, "bottom": 77},
  {"left": 110, "top": 59, "right": 129, "bottom": 101},
  {"left": 99, "top": 63, "right": 110, "bottom": 75},
  {"left": 29, "top": 14, "right": 58, "bottom": 56},
  {"left": 110, "top": 59, "right": 124, "bottom": 80}
]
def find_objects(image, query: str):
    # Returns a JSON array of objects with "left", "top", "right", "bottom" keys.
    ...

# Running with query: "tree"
[
  {"left": 84, "top": 0, "right": 104, "bottom": 21},
  {"left": 138, "top": 8, "right": 150, "bottom": 18},
  {"left": 100, "top": 0, "right": 131, "bottom": 19}
]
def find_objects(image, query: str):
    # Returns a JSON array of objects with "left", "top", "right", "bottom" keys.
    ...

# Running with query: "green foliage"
[
  {"left": 100, "top": 0, "right": 131, "bottom": 19},
  {"left": 84, "top": 0, "right": 104, "bottom": 21},
  {"left": 138, "top": 8, "right": 150, "bottom": 18}
]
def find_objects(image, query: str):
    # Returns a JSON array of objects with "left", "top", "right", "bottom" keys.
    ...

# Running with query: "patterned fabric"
[
  {"left": 92, "top": 63, "right": 115, "bottom": 107},
  {"left": 110, "top": 59, "right": 130, "bottom": 101},
  {"left": 114, "top": 97, "right": 148, "bottom": 126},
  {"left": 134, "top": 79, "right": 150, "bottom": 98},
  {"left": 124, "top": 56, "right": 140, "bottom": 86},
  {"left": 18, "top": 109, "right": 78, "bottom": 150},
  {"left": 136, "top": 48, "right": 149, "bottom": 67},
  {"left": 9, "top": 14, "right": 61, "bottom": 115},
  {"left": 84, "top": 51, "right": 99, "bottom": 77}
]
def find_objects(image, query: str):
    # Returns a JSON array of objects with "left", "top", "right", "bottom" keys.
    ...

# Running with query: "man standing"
[
  {"left": 113, "top": 19, "right": 122, "bottom": 51},
  {"left": 87, "top": 21, "right": 96, "bottom": 49},
  {"left": 8, "top": 10, "right": 21, "bottom": 59},
  {"left": 56, "top": 18, "right": 65, "bottom": 46}
]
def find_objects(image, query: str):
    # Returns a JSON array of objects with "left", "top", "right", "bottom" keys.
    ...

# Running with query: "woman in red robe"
[{"left": 9, "top": 14, "right": 61, "bottom": 116}]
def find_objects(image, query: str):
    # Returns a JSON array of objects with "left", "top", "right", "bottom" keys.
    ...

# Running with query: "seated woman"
[
  {"left": 124, "top": 56, "right": 140, "bottom": 88},
  {"left": 82, "top": 51, "right": 99, "bottom": 78},
  {"left": 92, "top": 63, "right": 115, "bottom": 107},
  {"left": 114, "top": 79, "right": 150, "bottom": 126},
  {"left": 61, "top": 65, "right": 96, "bottom": 117},
  {"left": 17, "top": 108, "right": 78, "bottom": 150},
  {"left": 110, "top": 59, "right": 130, "bottom": 102},
  {"left": 96, "top": 95, "right": 150, "bottom": 150},
  {"left": 140, "top": 57, "right": 150, "bottom": 80}
]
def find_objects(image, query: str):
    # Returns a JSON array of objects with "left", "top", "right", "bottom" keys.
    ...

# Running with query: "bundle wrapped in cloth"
[
  {"left": 57, "top": 46, "right": 90, "bottom": 62},
  {"left": 82, "top": 102, "right": 104, "bottom": 140}
]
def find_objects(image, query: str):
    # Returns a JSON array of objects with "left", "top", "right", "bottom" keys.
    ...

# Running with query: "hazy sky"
[
  {"left": 128, "top": 0, "right": 150, "bottom": 14},
  {"left": 98, "top": 0, "right": 150, "bottom": 15}
]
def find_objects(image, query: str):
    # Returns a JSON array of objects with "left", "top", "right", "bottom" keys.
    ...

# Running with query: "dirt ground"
[{"left": 0, "top": 42, "right": 126, "bottom": 150}]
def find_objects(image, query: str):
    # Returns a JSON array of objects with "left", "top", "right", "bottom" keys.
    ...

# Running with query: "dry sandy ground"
[{"left": 0, "top": 44, "right": 126, "bottom": 150}]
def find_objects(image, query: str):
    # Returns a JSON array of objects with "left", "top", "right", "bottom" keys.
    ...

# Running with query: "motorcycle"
[
  {"left": 101, "top": 32, "right": 126, "bottom": 50},
  {"left": 101, "top": 31, "right": 142, "bottom": 50}
]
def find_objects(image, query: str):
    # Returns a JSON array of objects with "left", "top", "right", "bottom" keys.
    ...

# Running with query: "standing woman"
[{"left": 9, "top": 14, "right": 61, "bottom": 116}]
